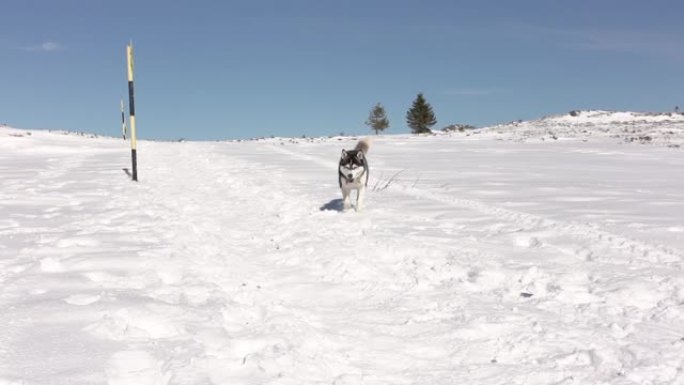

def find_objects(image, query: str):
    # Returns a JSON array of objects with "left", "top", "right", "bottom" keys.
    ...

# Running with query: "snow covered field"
[
  {"left": 486, "top": 110, "right": 684, "bottom": 148},
  {"left": 1, "top": 120, "right": 683, "bottom": 384}
]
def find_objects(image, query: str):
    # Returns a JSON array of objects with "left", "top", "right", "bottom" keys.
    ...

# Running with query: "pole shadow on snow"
[
  {"left": 320, "top": 198, "right": 344, "bottom": 212},
  {"left": 122, "top": 168, "right": 132, "bottom": 178}
]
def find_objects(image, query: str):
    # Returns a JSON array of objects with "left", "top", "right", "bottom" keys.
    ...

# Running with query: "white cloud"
[{"left": 22, "top": 41, "right": 63, "bottom": 52}]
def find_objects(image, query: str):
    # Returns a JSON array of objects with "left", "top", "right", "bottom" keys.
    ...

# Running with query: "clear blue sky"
[{"left": 1, "top": 0, "right": 682, "bottom": 140}]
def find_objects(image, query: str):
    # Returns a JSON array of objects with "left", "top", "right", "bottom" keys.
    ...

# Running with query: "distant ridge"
[
  {"left": 484, "top": 110, "right": 684, "bottom": 148},
  {"left": 539, "top": 110, "right": 684, "bottom": 124}
]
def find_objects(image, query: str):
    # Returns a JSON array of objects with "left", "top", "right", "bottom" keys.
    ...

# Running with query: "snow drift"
[
  {"left": 0, "top": 122, "right": 683, "bottom": 384},
  {"left": 484, "top": 110, "right": 684, "bottom": 148}
]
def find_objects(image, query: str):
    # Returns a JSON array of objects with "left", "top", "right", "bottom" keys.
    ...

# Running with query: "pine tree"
[
  {"left": 406, "top": 93, "right": 437, "bottom": 134},
  {"left": 365, "top": 103, "right": 390, "bottom": 135}
]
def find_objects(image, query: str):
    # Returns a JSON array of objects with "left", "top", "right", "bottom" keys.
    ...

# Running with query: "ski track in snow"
[
  {"left": 269, "top": 143, "right": 684, "bottom": 266},
  {"left": 0, "top": 128, "right": 683, "bottom": 384}
]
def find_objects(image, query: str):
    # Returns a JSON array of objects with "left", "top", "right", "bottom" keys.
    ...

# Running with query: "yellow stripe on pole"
[
  {"left": 127, "top": 43, "right": 134, "bottom": 82},
  {"left": 129, "top": 115, "right": 137, "bottom": 149}
]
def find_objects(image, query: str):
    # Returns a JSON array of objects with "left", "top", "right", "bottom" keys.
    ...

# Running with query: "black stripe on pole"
[
  {"left": 131, "top": 149, "right": 138, "bottom": 181},
  {"left": 128, "top": 81, "right": 136, "bottom": 117}
]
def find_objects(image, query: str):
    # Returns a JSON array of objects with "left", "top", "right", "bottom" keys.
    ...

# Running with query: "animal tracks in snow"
[
  {"left": 270, "top": 140, "right": 683, "bottom": 267},
  {"left": 105, "top": 350, "right": 170, "bottom": 385},
  {"left": 64, "top": 293, "right": 102, "bottom": 306},
  {"left": 2, "top": 129, "right": 684, "bottom": 384},
  {"left": 395, "top": 184, "right": 683, "bottom": 265}
]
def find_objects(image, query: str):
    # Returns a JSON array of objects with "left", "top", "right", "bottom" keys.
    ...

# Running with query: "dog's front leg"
[
  {"left": 356, "top": 185, "right": 365, "bottom": 211},
  {"left": 342, "top": 187, "right": 352, "bottom": 211}
]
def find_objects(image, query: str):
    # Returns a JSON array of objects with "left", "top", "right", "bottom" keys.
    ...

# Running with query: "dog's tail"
[{"left": 354, "top": 137, "right": 372, "bottom": 154}]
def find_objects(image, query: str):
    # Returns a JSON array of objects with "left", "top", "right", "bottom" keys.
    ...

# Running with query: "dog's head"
[{"left": 339, "top": 149, "right": 366, "bottom": 182}]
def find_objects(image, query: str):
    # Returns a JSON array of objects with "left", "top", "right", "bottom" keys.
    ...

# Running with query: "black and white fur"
[{"left": 339, "top": 138, "right": 371, "bottom": 211}]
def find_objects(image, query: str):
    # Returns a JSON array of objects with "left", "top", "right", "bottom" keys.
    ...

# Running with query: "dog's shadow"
[{"left": 320, "top": 198, "right": 344, "bottom": 212}]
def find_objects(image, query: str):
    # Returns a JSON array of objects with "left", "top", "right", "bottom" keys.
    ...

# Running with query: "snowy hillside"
[
  {"left": 484, "top": 110, "right": 684, "bottom": 148},
  {"left": 1, "top": 125, "right": 683, "bottom": 385}
]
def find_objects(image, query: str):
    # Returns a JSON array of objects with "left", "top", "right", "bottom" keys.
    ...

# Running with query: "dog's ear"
[
  {"left": 356, "top": 151, "right": 364, "bottom": 160},
  {"left": 341, "top": 149, "right": 348, "bottom": 158}
]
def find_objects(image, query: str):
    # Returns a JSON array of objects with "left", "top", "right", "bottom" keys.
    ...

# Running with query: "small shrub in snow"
[{"left": 442, "top": 124, "right": 476, "bottom": 132}]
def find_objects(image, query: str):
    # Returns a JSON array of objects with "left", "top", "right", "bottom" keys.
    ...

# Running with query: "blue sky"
[{"left": 1, "top": 0, "right": 683, "bottom": 140}]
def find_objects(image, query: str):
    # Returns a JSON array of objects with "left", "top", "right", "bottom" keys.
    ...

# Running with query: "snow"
[
  {"left": 544, "top": 110, "right": 684, "bottom": 125},
  {"left": 485, "top": 110, "right": 684, "bottom": 148},
  {"left": 1, "top": 119, "right": 683, "bottom": 384}
]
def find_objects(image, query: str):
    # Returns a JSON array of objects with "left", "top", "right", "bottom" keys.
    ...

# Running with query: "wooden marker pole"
[
  {"left": 126, "top": 41, "right": 138, "bottom": 181},
  {"left": 120, "top": 98, "right": 127, "bottom": 140}
]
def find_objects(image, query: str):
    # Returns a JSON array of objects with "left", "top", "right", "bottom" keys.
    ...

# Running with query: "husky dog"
[{"left": 339, "top": 138, "right": 371, "bottom": 211}]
